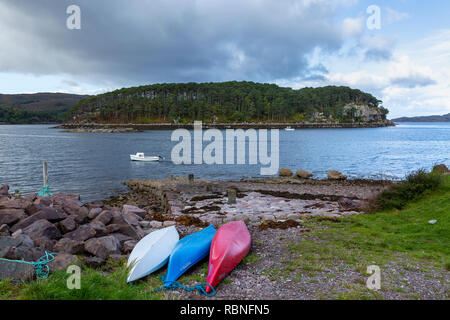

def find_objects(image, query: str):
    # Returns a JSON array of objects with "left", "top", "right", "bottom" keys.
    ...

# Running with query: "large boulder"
[
  {"left": 123, "top": 205, "right": 147, "bottom": 219},
  {"left": 48, "top": 254, "right": 81, "bottom": 271},
  {"left": 327, "top": 170, "right": 347, "bottom": 180},
  {"left": 92, "top": 210, "right": 113, "bottom": 225},
  {"left": 295, "top": 170, "right": 313, "bottom": 179},
  {"left": 0, "top": 184, "right": 9, "bottom": 196},
  {"left": 58, "top": 216, "right": 78, "bottom": 234},
  {"left": 0, "top": 209, "right": 27, "bottom": 226},
  {"left": 54, "top": 238, "right": 84, "bottom": 254},
  {"left": 88, "top": 207, "right": 102, "bottom": 219},
  {"left": 33, "top": 236, "right": 56, "bottom": 251},
  {"left": 55, "top": 198, "right": 88, "bottom": 223},
  {"left": 279, "top": 168, "right": 293, "bottom": 177},
  {"left": 0, "top": 224, "right": 9, "bottom": 236},
  {"left": 26, "top": 197, "right": 52, "bottom": 215},
  {"left": 64, "top": 224, "right": 96, "bottom": 242},
  {"left": 0, "top": 260, "right": 35, "bottom": 281},
  {"left": 22, "top": 219, "right": 61, "bottom": 241},
  {"left": 122, "top": 240, "right": 138, "bottom": 254},
  {"left": 85, "top": 200, "right": 104, "bottom": 210},
  {"left": 84, "top": 236, "right": 121, "bottom": 260},
  {"left": 10, "top": 207, "right": 67, "bottom": 232}
]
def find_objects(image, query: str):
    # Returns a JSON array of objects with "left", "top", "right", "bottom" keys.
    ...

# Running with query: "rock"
[
  {"left": 287, "top": 213, "right": 299, "bottom": 220},
  {"left": 163, "top": 221, "right": 176, "bottom": 227},
  {"left": 110, "top": 233, "right": 133, "bottom": 246},
  {"left": 149, "top": 220, "right": 163, "bottom": 228},
  {"left": 92, "top": 210, "right": 113, "bottom": 225},
  {"left": 122, "top": 240, "right": 137, "bottom": 253},
  {"left": 64, "top": 224, "right": 97, "bottom": 242},
  {"left": 295, "top": 170, "right": 313, "bottom": 179},
  {"left": 338, "top": 198, "right": 362, "bottom": 212},
  {"left": 84, "top": 236, "right": 121, "bottom": 260},
  {"left": 0, "top": 209, "right": 27, "bottom": 226},
  {"left": 14, "top": 234, "right": 34, "bottom": 248},
  {"left": 10, "top": 207, "right": 67, "bottom": 232},
  {"left": 54, "top": 238, "right": 84, "bottom": 254},
  {"left": 279, "top": 168, "right": 293, "bottom": 177},
  {"left": 106, "top": 224, "right": 121, "bottom": 234},
  {"left": 327, "top": 170, "right": 347, "bottom": 180},
  {"left": 0, "top": 198, "right": 31, "bottom": 210},
  {"left": 432, "top": 164, "right": 449, "bottom": 174},
  {"left": 110, "top": 211, "right": 127, "bottom": 225},
  {"left": 57, "top": 198, "right": 88, "bottom": 223},
  {"left": 116, "top": 224, "right": 142, "bottom": 240},
  {"left": 26, "top": 197, "right": 53, "bottom": 215},
  {"left": 11, "top": 229, "right": 22, "bottom": 238},
  {"left": 0, "top": 260, "right": 35, "bottom": 281},
  {"left": 0, "top": 223, "right": 9, "bottom": 236},
  {"left": 123, "top": 211, "right": 142, "bottom": 226},
  {"left": 83, "top": 256, "right": 105, "bottom": 268},
  {"left": 139, "top": 221, "right": 150, "bottom": 228},
  {"left": 85, "top": 200, "right": 104, "bottom": 210},
  {"left": 88, "top": 207, "right": 102, "bottom": 219},
  {"left": 89, "top": 221, "right": 108, "bottom": 237},
  {"left": 261, "top": 215, "right": 275, "bottom": 221},
  {"left": 123, "top": 204, "right": 147, "bottom": 219},
  {"left": 33, "top": 236, "right": 56, "bottom": 251},
  {"left": 49, "top": 254, "right": 81, "bottom": 271},
  {"left": 23, "top": 219, "right": 61, "bottom": 241},
  {"left": 58, "top": 216, "right": 78, "bottom": 234},
  {"left": 0, "top": 184, "right": 9, "bottom": 196}
]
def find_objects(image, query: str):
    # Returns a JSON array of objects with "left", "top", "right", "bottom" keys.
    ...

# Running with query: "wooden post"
[
  {"left": 188, "top": 174, "right": 194, "bottom": 182},
  {"left": 228, "top": 189, "right": 237, "bottom": 204},
  {"left": 42, "top": 162, "right": 48, "bottom": 187}
]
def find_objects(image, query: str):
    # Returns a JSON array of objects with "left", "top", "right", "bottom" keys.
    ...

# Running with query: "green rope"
[
  {"left": 38, "top": 185, "right": 52, "bottom": 197},
  {"left": 0, "top": 251, "right": 57, "bottom": 280},
  {"left": 151, "top": 276, "right": 216, "bottom": 297}
]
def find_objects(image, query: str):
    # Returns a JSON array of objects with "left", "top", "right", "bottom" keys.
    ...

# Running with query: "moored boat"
[
  {"left": 164, "top": 224, "right": 216, "bottom": 287},
  {"left": 127, "top": 226, "right": 179, "bottom": 282},
  {"left": 130, "top": 152, "right": 163, "bottom": 161},
  {"left": 205, "top": 221, "right": 251, "bottom": 293}
]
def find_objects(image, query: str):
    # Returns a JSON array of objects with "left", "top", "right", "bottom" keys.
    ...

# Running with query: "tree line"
[
  {"left": 70, "top": 81, "right": 388, "bottom": 123},
  {"left": 0, "top": 106, "right": 68, "bottom": 124}
]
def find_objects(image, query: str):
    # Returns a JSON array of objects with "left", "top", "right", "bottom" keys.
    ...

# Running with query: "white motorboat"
[
  {"left": 130, "top": 153, "right": 163, "bottom": 162},
  {"left": 284, "top": 126, "right": 295, "bottom": 131}
]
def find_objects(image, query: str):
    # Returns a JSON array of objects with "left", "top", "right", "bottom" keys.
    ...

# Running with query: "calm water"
[{"left": 0, "top": 123, "right": 449, "bottom": 201}]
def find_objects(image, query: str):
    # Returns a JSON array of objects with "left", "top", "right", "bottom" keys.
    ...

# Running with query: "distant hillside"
[
  {"left": 392, "top": 113, "right": 450, "bottom": 122},
  {"left": 0, "top": 92, "right": 88, "bottom": 124},
  {"left": 0, "top": 93, "right": 88, "bottom": 112},
  {"left": 69, "top": 81, "right": 389, "bottom": 124}
]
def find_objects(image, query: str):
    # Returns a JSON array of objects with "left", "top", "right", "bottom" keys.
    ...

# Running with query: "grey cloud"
[
  {"left": 391, "top": 75, "right": 436, "bottom": 88},
  {"left": 0, "top": 0, "right": 353, "bottom": 86}
]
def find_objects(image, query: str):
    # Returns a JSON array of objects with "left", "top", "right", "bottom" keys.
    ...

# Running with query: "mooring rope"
[
  {"left": 151, "top": 276, "right": 216, "bottom": 297},
  {"left": 0, "top": 251, "right": 57, "bottom": 280},
  {"left": 38, "top": 185, "right": 52, "bottom": 197}
]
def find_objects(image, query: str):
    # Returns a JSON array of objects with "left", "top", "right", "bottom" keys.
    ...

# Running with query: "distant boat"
[
  {"left": 130, "top": 152, "right": 163, "bottom": 162},
  {"left": 284, "top": 126, "right": 295, "bottom": 131}
]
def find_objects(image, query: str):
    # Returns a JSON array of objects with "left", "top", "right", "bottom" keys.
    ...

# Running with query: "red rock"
[
  {"left": 0, "top": 209, "right": 27, "bottom": 226},
  {"left": 54, "top": 238, "right": 84, "bottom": 254},
  {"left": 33, "top": 236, "right": 56, "bottom": 251},
  {"left": 22, "top": 219, "right": 61, "bottom": 241},
  {"left": 89, "top": 221, "right": 108, "bottom": 237},
  {"left": 92, "top": 210, "right": 113, "bottom": 225},
  {"left": 122, "top": 240, "right": 137, "bottom": 253},
  {"left": 123, "top": 205, "right": 147, "bottom": 219},
  {"left": 10, "top": 207, "right": 68, "bottom": 232},
  {"left": 105, "top": 224, "right": 121, "bottom": 234},
  {"left": 110, "top": 233, "right": 133, "bottom": 246},
  {"left": 58, "top": 216, "right": 78, "bottom": 234},
  {"left": 49, "top": 254, "right": 80, "bottom": 271},
  {"left": 88, "top": 207, "right": 102, "bottom": 219},
  {"left": 0, "top": 198, "right": 32, "bottom": 210},
  {"left": 84, "top": 236, "right": 120, "bottom": 260},
  {"left": 26, "top": 197, "right": 53, "bottom": 215},
  {"left": 64, "top": 224, "right": 97, "bottom": 241},
  {"left": 85, "top": 200, "right": 104, "bottom": 210}
]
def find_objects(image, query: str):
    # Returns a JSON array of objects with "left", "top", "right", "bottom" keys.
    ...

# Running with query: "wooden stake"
[{"left": 43, "top": 162, "right": 48, "bottom": 187}]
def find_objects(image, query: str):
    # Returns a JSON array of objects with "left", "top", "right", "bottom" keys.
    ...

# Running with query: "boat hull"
[
  {"left": 130, "top": 155, "right": 161, "bottom": 161},
  {"left": 164, "top": 225, "right": 216, "bottom": 286},
  {"left": 205, "top": 221, "right": 251, "bottom": 293},
  {"left": 127, "top": 226, "right": 179, "bottom": 282}
]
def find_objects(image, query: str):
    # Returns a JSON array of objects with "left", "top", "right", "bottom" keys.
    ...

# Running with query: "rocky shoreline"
[
  {"left": 0, "top": 174, "right": 392, "bottom": 281},
  {"left": 54, "top": 121, "right": 395, "bottom": 132}
]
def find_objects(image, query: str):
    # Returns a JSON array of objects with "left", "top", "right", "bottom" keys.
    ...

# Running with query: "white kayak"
[
  {"left": 127, "top": 226, "right": 179, "bottom": 282},
  {"left": 130, "top": 152, "right": 163, "bottom": 162}
]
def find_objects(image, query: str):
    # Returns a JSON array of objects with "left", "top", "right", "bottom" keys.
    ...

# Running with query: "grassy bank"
[{"left": 1, "top": 176, "right": 448, "bottom": 300}]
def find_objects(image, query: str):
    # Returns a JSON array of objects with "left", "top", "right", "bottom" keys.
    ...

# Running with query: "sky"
[{"left": 0, "top": 0, "right": 449, "bottom": 118}]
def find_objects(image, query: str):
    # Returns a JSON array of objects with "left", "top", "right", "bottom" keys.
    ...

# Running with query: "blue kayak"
[{"left": 164, "top": 224, "right": 216, "bottom": 286}]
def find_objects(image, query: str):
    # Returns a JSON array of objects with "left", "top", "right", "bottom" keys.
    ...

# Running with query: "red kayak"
[{"left": 206, "top": 221, "right": 251, "bottom": 293}]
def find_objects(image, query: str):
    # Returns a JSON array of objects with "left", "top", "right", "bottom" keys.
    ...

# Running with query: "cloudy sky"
[{"left": 0, "top": 0, "right": 449, "bottom": 118}]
